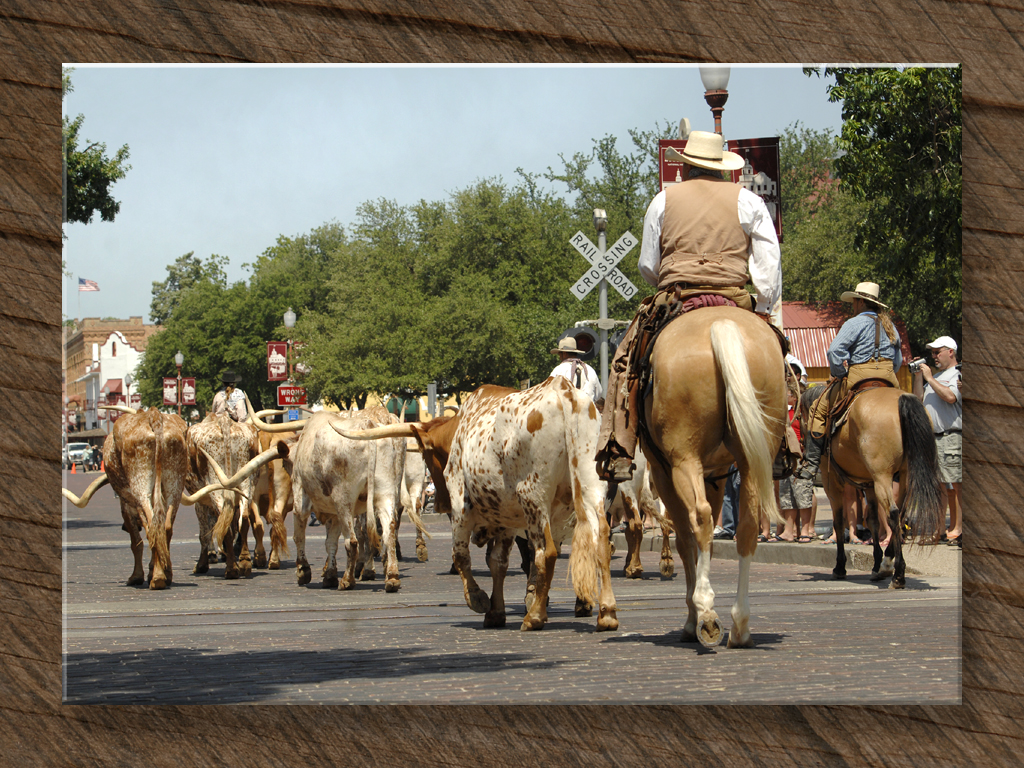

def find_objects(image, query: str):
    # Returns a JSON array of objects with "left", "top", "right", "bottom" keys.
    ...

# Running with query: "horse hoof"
[
  {"left": 660, "top": 560, "right": 675, "bottom": 579},
  {"left": 296, "top": 565, "right": 312, "bottom": 586},
  {"left": 575, "top": 597, "right": 594, "bottom": 617},
  {"left": 888, "top": 578, "right": 906, "bottom": 590},
  {"left": 597, "top": 607, "right": 619, "bottom": 631},
  {"left": 483, "top": 611, "right": 506, "bottom": 628},
  {"left": 384, "top": 578, "right": 401, "bottom": 593},
  {"left": 727, "top": 629, "right": 754, "bottom": 648},
  {"left": 624, "top": 566, "right": 644, "bottom": 579},
  {"left": 832, "top": 570, "right": 847, "bottom": 580},
  {"left": 697, "top": 616, "right": 723, "bottom": 648},
  {"left": 466, "top": 589, "right": 491, "bottom": 614}
]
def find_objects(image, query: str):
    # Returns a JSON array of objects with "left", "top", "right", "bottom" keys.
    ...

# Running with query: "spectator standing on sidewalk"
[{"left": 914, "top": 335, "right": 962, "bottom": 546}]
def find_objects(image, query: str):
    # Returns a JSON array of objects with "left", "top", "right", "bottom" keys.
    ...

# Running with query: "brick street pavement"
[{"left": 62, "top": 474, "right": 961, "bottom": 705}]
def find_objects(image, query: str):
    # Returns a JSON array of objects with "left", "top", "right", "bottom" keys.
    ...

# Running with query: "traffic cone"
[
  {"left": 71, "top": 462, "right": 76, "bottom": 474},
  {"left": 100, "top": 460, "right": 104, "bottom": 472}
]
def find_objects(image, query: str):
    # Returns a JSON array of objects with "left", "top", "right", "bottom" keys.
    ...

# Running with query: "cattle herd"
[{"left": 61, "top": 376, "right": 697, "bottom": 636}]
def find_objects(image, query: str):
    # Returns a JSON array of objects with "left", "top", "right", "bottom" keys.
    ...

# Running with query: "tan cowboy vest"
[{"left": 658, "top": 176, "right": 750, "bottom": 290}]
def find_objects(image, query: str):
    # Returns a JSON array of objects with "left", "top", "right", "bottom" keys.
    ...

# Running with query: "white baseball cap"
[{"left": 925, "top": 336, "right": 958, "bottom": 351}]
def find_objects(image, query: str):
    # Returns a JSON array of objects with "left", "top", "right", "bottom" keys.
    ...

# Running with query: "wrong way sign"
[{"left": 569, "top": 230, "right": 639, "bottom": 301}]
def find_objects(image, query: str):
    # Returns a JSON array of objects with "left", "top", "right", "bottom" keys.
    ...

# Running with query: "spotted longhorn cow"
[{"left": 337, "top": 376, "right": 618, "bottom": 632}]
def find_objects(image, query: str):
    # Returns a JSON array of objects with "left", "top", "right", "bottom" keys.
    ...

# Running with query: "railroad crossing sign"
[{"left": 569, "top": 230, "right": 639, "bottom": 301}]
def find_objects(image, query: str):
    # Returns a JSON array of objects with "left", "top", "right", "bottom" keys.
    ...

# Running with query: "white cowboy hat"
[
  {"left": 551, "top": 337, "right": 582, "bottom": 355},
  {"left": 840, "top": 281, "right": 889, "bottom": 310},
  {"left": 665, "top": 130, "right": 745, "bottom": 172}
]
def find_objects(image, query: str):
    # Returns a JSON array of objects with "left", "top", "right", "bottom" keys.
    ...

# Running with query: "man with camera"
[{"left": 912, "top": 336, "right": 962, "bottom": 546}]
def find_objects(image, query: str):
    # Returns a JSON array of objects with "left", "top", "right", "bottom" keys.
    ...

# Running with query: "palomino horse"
[
  {"left": 803, "top": 384, "right": 944, "bottom": 586},
  {"left": 641, "top": 305, "right": 787, "bottom": 649}
]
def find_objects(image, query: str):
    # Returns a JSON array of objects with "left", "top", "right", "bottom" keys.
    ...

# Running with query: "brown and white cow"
[
  {"left": 286, "top": 408, "right": 407, "bottom": 591},
  {"left": 254, "top": 428, "right": 297, "bottom": 570},
  {"left": 62, "top": 407, "right": 282, "bottom": 589},
  {"left": 186, "top": 413, "right": 265, "bottom": 579},
  {"left": 337, "top": 376, "right": 618, "bottom": 632}
]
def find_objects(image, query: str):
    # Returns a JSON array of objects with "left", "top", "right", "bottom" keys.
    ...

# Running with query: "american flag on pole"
[{"left": 78, "top": 278, "right": 99, "bottom": 292}]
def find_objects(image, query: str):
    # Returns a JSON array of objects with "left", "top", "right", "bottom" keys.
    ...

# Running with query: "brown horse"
[
  {"left": 641, "top": 305, "right": 787, "bottom": 649},
  {"left": 804, "top": 384, "right": 944, "bottom": 586}
]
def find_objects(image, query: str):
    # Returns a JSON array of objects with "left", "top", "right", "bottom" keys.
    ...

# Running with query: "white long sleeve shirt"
[{"left": 637, "top": 186, "right": 782, "bottom": 314}]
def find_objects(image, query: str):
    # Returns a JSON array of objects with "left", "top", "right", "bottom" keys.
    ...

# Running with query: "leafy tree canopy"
[
  {"left": 62, "top": 68, "right": 131, "bottom": 226},
  {"left": 150, "top": 251, "right": 228, "bottom": 325}
]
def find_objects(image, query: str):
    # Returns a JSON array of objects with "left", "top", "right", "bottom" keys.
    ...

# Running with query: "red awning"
[{"left": 101, "top": 379, "right": 123, "bottom": 395}]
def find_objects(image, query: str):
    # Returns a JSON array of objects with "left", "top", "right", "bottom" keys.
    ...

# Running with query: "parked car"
[{"left": 65, "top": 441, "right": 92, "bottom": 470}]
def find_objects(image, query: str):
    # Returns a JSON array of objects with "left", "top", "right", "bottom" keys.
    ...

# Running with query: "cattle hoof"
[
  {"left": 239, "top": 561, "right": 252, "bottom": 578},
  {"left": 149, "top": 576, "right": 168, "bottom": 590},
  {"left": 416, "top": 544, "right": 429, "bottom": 562},
  {"left": 832, "top": 570, "right": 847, "bottom": 580},
  {"left": 483, "top": 611, "right": 506, "bottom": 628},
  {"left": 224, "top": 567, "right": 240, "bottom": 580},
  {"left": 466, "top": 589, "right": 490, "bottom": 614},
  {"left": 253, "top": 553, "right": 268, "bottom": 569},
  {"left": 297, "top": 565, "right": 312, "bottom": 586},
  {"left": 574, "top": 597, "right": 594, "bottom": 617},
  {"left": 360, "top": 568, "right": 376, "bottom": 581},
  {"left": 697, "top": 615, "right": 723, "bottom": 648},
  {"left": 520, "top": 614, "right": 545, "bottom": 631},
  {"left": 127, "top": 574, "right": 145, "bottom": 586},
  {"left": 449, "top": 562, "right": 459, "bottom": 575},
  {"left": 624, "top": 565, "right": 644, "bottom": 579},
  {"left": 322, "top": 570, "right": 339, "bottom": 589},
  {"left": 888, "top": 577, "right": 906, "bottom": 590},
  {"left": 268, "top": 558, "right": 280, "bottom": 571},
  {"left": 384, "top": 578, "right": 401, "bottom": 593},
  {"left": 339, "top": 576, "right": 355, "bottom": 590},
  {"left": 193, "top": 561, "right": 209, "bottom": 575},
  {"left": 597, "top": 608, "right": 619, "bottom": 631}
]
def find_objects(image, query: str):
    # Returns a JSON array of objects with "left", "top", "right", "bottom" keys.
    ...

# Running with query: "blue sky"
[{"left": 61, "top": 64, "right": 845, "bottom": 322}]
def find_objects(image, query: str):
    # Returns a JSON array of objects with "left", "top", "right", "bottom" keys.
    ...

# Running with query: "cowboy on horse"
[
  {"left": 796, "top": 281, "right": 903, "bottom": 548},
  {"left": 595, "top": 129, "right": 783, "bottom": 483}
]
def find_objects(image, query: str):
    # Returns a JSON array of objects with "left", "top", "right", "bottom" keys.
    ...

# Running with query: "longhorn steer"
[
  {"left": 62, "top": 408, "right": 281, "bottom": 589},
  {"left": 186, "top": 414, "right": 265, "bottom": 579},
  {"left": 337, "top": 377, "right": 618, "bottom": 632},
  {"left": 255, "top": 428, "right": 297, "bottom": 570},
  {"left": 290, "top": 409, "right": 407, "bottom": 591}
]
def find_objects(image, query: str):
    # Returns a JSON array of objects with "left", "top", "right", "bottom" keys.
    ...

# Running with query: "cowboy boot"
[{"left": 795, "top": 433, "right": 825, "bottom": 481}]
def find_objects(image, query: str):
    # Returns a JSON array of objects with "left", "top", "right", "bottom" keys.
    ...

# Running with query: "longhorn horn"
[
  {"left": 98, "top": 405, "right": 138, "bottom": 415},
  {"left": 62, "top": 474, "right": 110, "bottom": 508},
  {"left": 246, "top": 393, "right": 308, "bottom": 433},
  {"left": 331, "top": 421, "right": 417, "bottom": 441},
  {"left": 209, "top": 440, "right": 290, "bottom": 490}
]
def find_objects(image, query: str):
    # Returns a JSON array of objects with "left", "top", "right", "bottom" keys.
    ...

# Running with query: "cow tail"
[
  {"left": 563, "top": 388, "right": 600, "bottom": 606},
  {"left": 212, "top": 417, "right": 237, "bottom": 550},
  {"left": 147, "top": 412, "right": 171, "bottom": 574},
  {"left": 709, "top": 319, "right": 781, "bottom": 525},
  {"left": 365, "top": 443, "right": 380, "bottom": 552}
]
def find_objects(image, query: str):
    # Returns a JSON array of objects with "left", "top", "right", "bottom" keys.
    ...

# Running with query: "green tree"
[
  {"left": 149, "top": 252, "right": 229, "bottom": 325},
  {"left": 811, "top": 66, "right": 962, "bottom": 345},
  {"left": 778, "top": 122, "right": 840, "bottom": 236},
  {"left": 62, "top": 68, "right": 131, "bottom": 226}
]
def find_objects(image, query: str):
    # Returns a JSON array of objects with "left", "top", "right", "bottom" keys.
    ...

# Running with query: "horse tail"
[
  {"left": 709, "top": 319, "right": 781, "bottom": 525},
  {"left": 898, "top": 394, "right": 944, "bottom": 542}
]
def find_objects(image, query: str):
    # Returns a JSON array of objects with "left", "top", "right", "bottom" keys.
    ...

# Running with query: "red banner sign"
[
  {"left": 277, "top": 384, "right": 307, "bottom": 407},
  {"left": 658, "top": 136, "right": 782, "bottom": 243},
  {"left": 181, "top": 378, "right": 196, "bottom": 405},
  {"left": 163, "top": 378, "right": 178, "bottom": 405},
  {"left": 130, "top": 393, "right": 142, "bottom": 408},
  {"left": 268, "top": 342, "right": 288, "bottom": 381}
]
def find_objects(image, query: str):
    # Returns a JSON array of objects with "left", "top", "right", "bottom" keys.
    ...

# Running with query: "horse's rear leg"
[
  {"left": 823, "top": 473, "right": 847, "bottom": 580},
  {"left": 727, "top": 474, "right": 758, "bottom": 648}
]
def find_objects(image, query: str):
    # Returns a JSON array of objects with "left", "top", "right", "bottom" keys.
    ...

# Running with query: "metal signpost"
[{"left": 568, "top": 213, "right": 638, "bottom": 390}]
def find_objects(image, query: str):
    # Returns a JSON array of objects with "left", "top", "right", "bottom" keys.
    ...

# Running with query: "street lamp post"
[
  {"left": 283, "top": 307, "right": 296, "bottom": 383},
  {"left": 174, "top": 350, "right": 184, "bottom": 417},
  {"left": 123, "top": 372, "right": 133, "bottom": 412},
  {"left": 699, "top": 65, "right": 731, "bottom": 135}
]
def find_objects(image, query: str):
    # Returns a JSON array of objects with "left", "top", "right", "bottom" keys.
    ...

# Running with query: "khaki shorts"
[
  {"left": 779, "top": 475, "right": 815, "bottom": 510},
  {"left": 935, "top": 431, "right": 962, "bottom": 484}
]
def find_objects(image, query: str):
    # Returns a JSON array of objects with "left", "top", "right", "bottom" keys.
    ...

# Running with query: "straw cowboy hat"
[
  {"left": 551, "top": 337, "right": 583, "bottom": 356},
  {"left": 840, "top": 281, "right": 889, "bottom": 310},
  {"left": 665, "top": 130, "right": 745, "bottom": 172}
]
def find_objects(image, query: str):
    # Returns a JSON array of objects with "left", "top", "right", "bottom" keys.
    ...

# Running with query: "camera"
[{"left": 909, "top": 358, "right": 926, "bottom": 374}]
